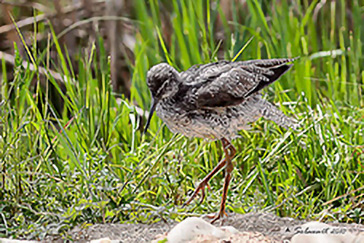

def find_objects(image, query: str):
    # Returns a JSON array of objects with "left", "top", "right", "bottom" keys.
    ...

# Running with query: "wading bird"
[{"left": 144, "top": 58, "right": 298, "bottom": 223}]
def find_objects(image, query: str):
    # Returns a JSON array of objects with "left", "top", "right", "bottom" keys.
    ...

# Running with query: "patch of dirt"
[{"left": 46, "top": 212, "right": 364, "bottom": 242}]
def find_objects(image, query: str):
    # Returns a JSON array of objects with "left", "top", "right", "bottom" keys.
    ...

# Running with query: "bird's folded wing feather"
[
  {"left": 188, "top": 58, "right": 296, "bottom": 108},
  {"left": 181, "top": 61, "right": 231, "bottom": 85}
]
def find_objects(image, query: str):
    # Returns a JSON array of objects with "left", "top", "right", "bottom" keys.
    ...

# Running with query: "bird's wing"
[
  {"left": 180, "top": 61, "right": 232, "bottom": 85},
  {"left": 190, "top": 58, "right": 296, "bottom": 108}
]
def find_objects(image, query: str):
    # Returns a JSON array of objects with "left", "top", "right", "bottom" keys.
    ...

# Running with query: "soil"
[{"left": 43, "top": 212, "right": 364, "bottom": 242}]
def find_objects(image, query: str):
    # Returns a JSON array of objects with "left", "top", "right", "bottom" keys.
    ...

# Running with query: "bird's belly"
[
  {"left": 156, "top": 104, "right": 258, "bottom": 140},
  {"left": 156, "top": 108, "right": 210, "bottom": 139}
]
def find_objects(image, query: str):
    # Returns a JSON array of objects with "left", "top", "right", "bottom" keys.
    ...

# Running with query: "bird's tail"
[{"left": 259, "top": 99, "right": 300, "bottom": 131}]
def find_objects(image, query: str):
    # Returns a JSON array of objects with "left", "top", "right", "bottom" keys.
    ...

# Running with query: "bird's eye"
[{"left": 182, "top": 117, "right": 191, "bottom": 126}]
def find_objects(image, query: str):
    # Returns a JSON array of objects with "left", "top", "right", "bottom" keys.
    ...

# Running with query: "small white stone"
[
  {"left": 0, "top": 240, "right": 37, "bottom": 243},
  {"left": 220, "top": 225, "right": 240, "bottom": 234},
  {"left": 90, "top": 237, "right": 112, "bottom": 243},
  {"left": 167, "top": 217, "right": 227, "bottom": 243}
]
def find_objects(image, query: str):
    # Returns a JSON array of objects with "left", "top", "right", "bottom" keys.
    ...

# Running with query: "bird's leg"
[
  {"left": 210, "top": 138, "right": 236, "bottom": 224},
  {"left": 183, "top": 157, "right": 227, "bottom": 207}
]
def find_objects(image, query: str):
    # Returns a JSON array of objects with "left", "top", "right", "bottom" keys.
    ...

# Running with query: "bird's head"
[
  {"left": 144, "top": 63, "right": 180, "bottom": 134},
  {"left": 146, "top": 63, "right": 180, "bottom": 100}
]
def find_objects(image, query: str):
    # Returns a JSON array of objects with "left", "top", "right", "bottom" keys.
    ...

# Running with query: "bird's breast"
[{"left": 155, "top": 99, "right": 248, "bottom": 140}]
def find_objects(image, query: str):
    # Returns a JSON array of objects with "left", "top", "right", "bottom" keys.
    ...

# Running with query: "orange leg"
[
  {"left": 183, "top": 157, "right": 227, "bottom": 207},
  {"left": 210, "top": 138, "right": 236, "bottom": 224},
  {"left": 183, "top": 138, "right": 237, "bottom": 225}
]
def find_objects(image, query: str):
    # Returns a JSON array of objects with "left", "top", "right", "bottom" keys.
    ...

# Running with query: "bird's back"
[{"left": 156, "top": 58, "right": 299, "bottom": 140}]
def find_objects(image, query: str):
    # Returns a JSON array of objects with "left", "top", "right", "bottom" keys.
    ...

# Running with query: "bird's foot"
[
  {"left": 208, "top": 209, "right": 228, "bottom": 225},
  {"left": 182, "top": 180, "right": 211, "bottom": 207}
]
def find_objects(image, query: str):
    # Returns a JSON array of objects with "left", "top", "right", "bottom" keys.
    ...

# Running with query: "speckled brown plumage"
[
  {"left": 144, "top": 57, "right": 299, "bottom": 223},
  {"left": 145, "top": 58, "right": 298, "bottom": 140}
]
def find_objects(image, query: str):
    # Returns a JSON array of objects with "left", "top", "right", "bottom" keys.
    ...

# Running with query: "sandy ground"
[{"left": 40, "top": 212, "right": 364, "bottom": 242}]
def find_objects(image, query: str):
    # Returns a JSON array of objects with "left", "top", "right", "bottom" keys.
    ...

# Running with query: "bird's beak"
[{"left": 143, "top": 98, "right": 158, "bottom": 135}]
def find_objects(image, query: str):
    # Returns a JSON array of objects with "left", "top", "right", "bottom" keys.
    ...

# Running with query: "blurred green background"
[{"left": 0, "top": 0, "right": 363, "bottom": 240}]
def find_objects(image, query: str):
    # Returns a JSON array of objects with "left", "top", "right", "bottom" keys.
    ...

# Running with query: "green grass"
[{"left": 1, "top": 0, "right": 363, "bottom": 240}]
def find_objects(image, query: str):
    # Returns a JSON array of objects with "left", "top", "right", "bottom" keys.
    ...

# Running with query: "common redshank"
[{"left": 144, "top": 58, "right": 298, "bottom": 223}]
